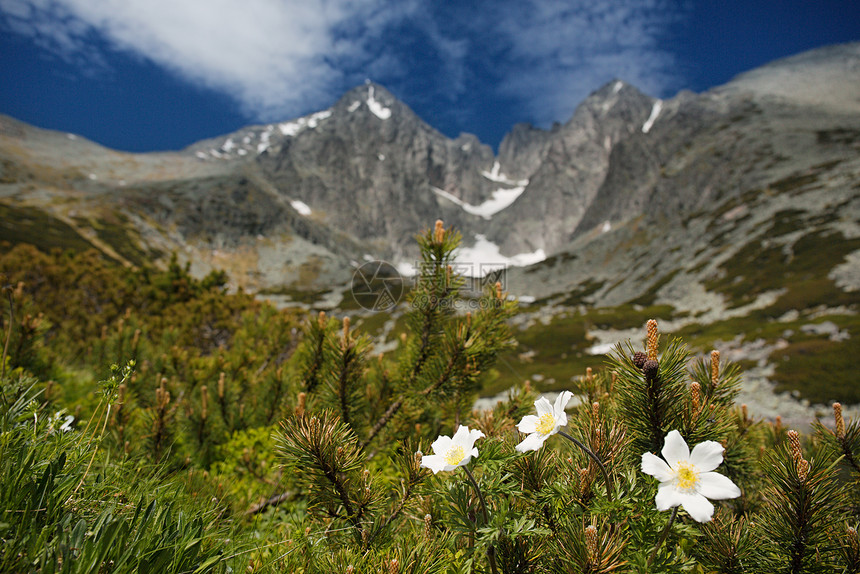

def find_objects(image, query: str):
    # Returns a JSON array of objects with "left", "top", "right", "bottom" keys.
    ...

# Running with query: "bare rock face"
[
  {"left": 253, "top": 83, "right": 500, "bottom": 257},
  {"left": 505, "top": 42, "right": 860, "bottom": 310},
  {"left": 486, "top": 80, "right": 655, "bottom": 255}
]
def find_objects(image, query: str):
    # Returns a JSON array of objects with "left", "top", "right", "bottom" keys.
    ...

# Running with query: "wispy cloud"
[
  {"left": 483, "top": 0, "right": 687, "bottom": 126},
  {"left": 0, "top": 0, "right": 422, "bottom": 119},
  {"left": 0, "top": 0, "right": 686, "bottom": 128}
]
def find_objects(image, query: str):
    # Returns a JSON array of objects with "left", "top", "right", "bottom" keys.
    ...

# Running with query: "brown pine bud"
[
  {"left": 848, "top": 526, "right": 859, "bottom": 554},
  {"left": 586, "top": 367, "right": 593, "bottom": 384},
  {"left": 787, "top": 429, "right": 809, "bottom": 480},
  {"left": 317, "top": 310, "right": 326, "bottom": 327},
  {"left": 200, "top": 385, "right": 208, "bottom": 420},
  {"left": 296, "top": 392, "right": 307, "bottom": 417},
  {"left": 835, "top": 402, "right": 846, "bottom": 439},
  {"left": 690, "top": 382, "right": 701, "bottom": 417},
  {"left": 592, "top": 402, "right": 600, "bottom": 421},
  {"left": 646, "top": 319, "right": 659, "bottom": 361},
  {"left": 798, "top": 458, "right": 809, "bottom": 481},
  {"left": 156, "top": 378, "right": 170, "bottom": 408},
  {"left": 787, "top": 430, "right": 802, "bottom": 458},
  {"left": 632, "top": 351, "right": 647, "bottom": 370},
  {"left": 585, "top": 524, "right": 599, "bottom": 562},
  {"left": 424, "top": 513, "right": 433, "bottom": 540},
  {"left": 434, "top": 219, "right": 444, "bottom": 243},
  {"left": 342, "top": 316, "right": 350, "bottom": 349},
  {"left": 578, "top": 467, "right": 591, "bottom": 497},
  {"left": 495, "top": 281, "right": 503, "bottom": 300},
  {"left": 388, "top": 559, "right": 399, "bottom": 574},
  {"left": 711, "top": 350, "right": 720, "bottom": 387}
]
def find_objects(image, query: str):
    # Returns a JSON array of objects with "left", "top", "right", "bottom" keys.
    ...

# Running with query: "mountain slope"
[{"left": 0, "top": 44, "right": 858, "bottom": 308}]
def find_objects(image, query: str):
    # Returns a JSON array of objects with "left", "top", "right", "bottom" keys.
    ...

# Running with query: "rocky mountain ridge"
[{"left": 1, "top": 43, "right": 858, "bottom": 305}]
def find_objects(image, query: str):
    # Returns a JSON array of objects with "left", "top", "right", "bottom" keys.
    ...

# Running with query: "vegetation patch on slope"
[{"left": 0, "top": 202, "right": 95, "bottom": 254}]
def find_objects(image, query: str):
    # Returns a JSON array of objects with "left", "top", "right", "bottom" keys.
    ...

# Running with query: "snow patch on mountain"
[
  {"left": 642, "top": 100, "right": 662, "bottom": 133},
  {"left": 278, "top": 110, "right": 332, "bottom": 136},
  {"left": 481, "top": 161, "right": 528, "bottom": 186},
  {"left": 431, "top": 186, "right": 525, "bottom": 219},
  {"left": 367, "top": 86, "right": 392, "bottom": 120},
  {"left": 455, "top": 235, "right": 546, "bottom": 276},
  {"left": 194, "top": 110, "right": 333, "bottom": 160},
  {"left": 290, "top": 200, "right": 312, "bottom": 216}
]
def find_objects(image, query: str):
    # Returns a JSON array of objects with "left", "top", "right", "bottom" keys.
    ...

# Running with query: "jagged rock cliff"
[{"left": 1, "top": 43, "right": 858, "bottom": 300}]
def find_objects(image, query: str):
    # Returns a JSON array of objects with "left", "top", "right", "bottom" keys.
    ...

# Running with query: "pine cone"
[
  {"left": 633, "top": 351, "right": 648, "bottom": 370},
  {"left": 643, "top": 359, "right": 659, "bottom": 380}
]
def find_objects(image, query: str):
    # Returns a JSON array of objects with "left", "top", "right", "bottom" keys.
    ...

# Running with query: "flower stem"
[
  {"left": 557, "top": 430, "right": 613, "bottom": 502},
  {"left": 648, "top": 506, "right": 678, "bottom": 566},
  {"left": 462, "top": 466, "right": 499, "bottom": 574}
]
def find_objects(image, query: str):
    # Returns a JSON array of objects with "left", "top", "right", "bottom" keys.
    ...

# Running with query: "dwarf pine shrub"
[{"left": 2, "top": 221, "right": 860, "bottom": 572}]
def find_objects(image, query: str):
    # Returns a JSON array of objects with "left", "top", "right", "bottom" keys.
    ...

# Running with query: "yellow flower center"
[
  {"left": 674, "top": 461, "right": 699, "bottom": 492},
  {"left": 444, "top": 446, "right": 466, "bottom": 466},
  {"left": 536, "top": 413, "right": 556, "bottom": 435}
]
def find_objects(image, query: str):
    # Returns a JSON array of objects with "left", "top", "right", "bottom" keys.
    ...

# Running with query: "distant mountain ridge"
[{"left": 1, "top": 43, "right": 859, "bottom": 307}]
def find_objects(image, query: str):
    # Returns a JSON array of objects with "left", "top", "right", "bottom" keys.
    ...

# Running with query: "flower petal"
[
  {"left": 690, "top": 440, "right": 724, "bottom": 472},
  {"left": 517, "top": 415, "right": 540, "bottom": 434},
  {"left": 468, "top": 428, "right": 486, "bottom": 448},
  {"left": 678, "top": 492, "right": 715, "bottom": 523},
  {"left": 553, "top": 391, "right": 572, "bottom": 418},
  {"left": 461, "top": 445, "right": 481, "bottom": 466},
  {"left": 516, "top": 432, "right": 549, "bottom": 453},
  {"left": 697, "top": 472, "right": 741, "bottom": 500},
  {"left": 661, "top": 430, "right": 690, "bottom": 467},
  {"left": 451, "top": 425, "right": 471, "bottom": 446},
  {"left": 641, "top": 452, "right": 674, "bottom": 482},
  {"left": 534, "top": 396, "right": 553, "bottom": 417},
  {"left": 655, "top": 484, "right": 681, "bottom": 511},
  {"left": 430, "top": 435, "right": 452, "bottom": 456},
  {"left": 420, "top": 454, "right": 449, "bottom": 474}
]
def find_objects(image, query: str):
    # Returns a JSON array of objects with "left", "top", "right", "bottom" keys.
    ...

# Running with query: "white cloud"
[
  {"left": 0, "top": 0, "right": 687, "bottom": 130},
  {"left": 488, "top": 0, "right": 686, "bottom": 126},
  {"left": 0, "top": 0, "right": 420, "bottom": 120}
]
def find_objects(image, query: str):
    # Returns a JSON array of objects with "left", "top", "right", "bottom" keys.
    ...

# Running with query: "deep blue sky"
[{"left": 1, "top": 0, "right": 858, "bottom": 153}]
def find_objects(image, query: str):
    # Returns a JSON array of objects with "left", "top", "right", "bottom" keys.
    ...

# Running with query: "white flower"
[
  {"left": 641, "top": 430, "right": 741, "bottom": 523},
  {"left": 420, "top": 425, "right": 486, "bottom": 474},
  {"left": 515, "top": 391, "right": 573, "bottom": 452}
]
